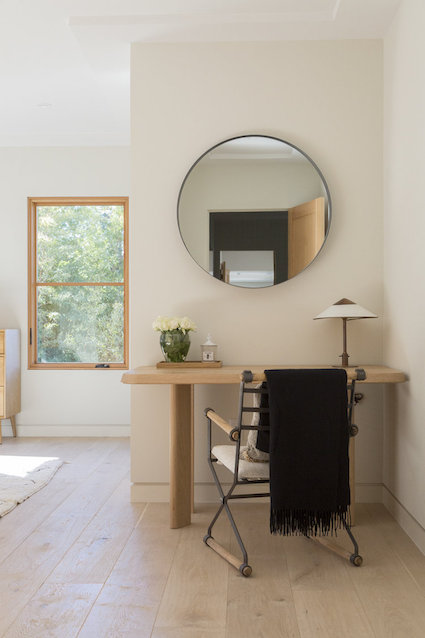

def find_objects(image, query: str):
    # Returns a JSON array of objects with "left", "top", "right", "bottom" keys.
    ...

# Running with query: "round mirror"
[{"left": 177, "top": 135, "right": 331, "bottom": 288}]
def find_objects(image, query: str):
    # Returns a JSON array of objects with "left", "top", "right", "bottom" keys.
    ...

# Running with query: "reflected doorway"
[{"left": 209, "top": 210, "right": 288, "bottom": 287}]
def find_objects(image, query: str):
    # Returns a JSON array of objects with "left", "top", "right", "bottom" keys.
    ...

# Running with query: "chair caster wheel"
[
  {"left": 203, "top": 534, "right": 212, "bottom": 545},
  {"left": 350, "top": 554, "right": 363, "bottom": 566},
  {"left": 239, "top": 563, "right": 252, "bottom": 577}
]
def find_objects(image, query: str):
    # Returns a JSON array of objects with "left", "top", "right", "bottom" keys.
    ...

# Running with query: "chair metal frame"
[{"left": 203, "top": 368, "right": 365, "bottom": 577}]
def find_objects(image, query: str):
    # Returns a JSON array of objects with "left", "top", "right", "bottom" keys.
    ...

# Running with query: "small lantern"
[{"left": 201, "top": 334, "right": 218, "bottom": 362}]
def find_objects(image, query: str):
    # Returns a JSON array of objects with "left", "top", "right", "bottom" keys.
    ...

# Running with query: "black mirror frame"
[{"left": 177, "top": 134, "right": 332, "bottom": 288}]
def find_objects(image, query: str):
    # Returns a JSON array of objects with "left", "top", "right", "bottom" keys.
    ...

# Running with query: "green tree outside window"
[{"left": 28, "top": 198, "right": 128, "bottom": 369}]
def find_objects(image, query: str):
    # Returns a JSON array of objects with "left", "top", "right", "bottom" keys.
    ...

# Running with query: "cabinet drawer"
[
  {"left": 0, "top": 387, "right": 4, "bottom": 418},
  {"left": 0, "top": 332, "right": 4, "bottom": 354}
]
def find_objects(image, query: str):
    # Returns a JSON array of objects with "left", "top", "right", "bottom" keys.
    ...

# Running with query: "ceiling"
[{"left": 0, "top": 0, "right": 401, "bottom": 146}]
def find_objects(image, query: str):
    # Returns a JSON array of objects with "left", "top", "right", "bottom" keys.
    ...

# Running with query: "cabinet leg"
[{"left": 10, "top": 415, "right": 17, "bottom": 437}]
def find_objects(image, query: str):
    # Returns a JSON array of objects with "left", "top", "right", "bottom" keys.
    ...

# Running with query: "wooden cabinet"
[{"left": 0, "top": 329, "right": 20, "bottom": 443}]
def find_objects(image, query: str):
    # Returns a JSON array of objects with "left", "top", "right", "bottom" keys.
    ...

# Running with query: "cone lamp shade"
[{"left": 314, "top": 298, "right": 377, "bottom": 367}]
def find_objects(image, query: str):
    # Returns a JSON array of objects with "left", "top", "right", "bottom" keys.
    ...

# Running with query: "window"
[{"left": 28, "top": 197, "right": 128, "bottom": 369}]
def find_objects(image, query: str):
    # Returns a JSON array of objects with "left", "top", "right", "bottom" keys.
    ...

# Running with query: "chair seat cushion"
[{"left": 212, "top": 445, "right": 269, "bottom": 481}]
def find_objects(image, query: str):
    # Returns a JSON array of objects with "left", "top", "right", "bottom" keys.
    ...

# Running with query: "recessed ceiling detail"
[
  {"left": 0, "top": 0, "right": 401, "bottom": 146},
  {"left": 68, "top": 1, "right": 342, "bottom": 27}
]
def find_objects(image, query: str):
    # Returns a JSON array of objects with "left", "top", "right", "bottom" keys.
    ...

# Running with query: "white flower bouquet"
[
  {"left": 153, "top": 316, "right": 197, "bottom": 362},
  {"left": 152, "top": 316, "right": 197, "bottom": 334}
]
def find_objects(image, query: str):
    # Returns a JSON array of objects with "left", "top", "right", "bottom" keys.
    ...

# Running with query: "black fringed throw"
[{"left": 265, "top": 369, "right": 350, "bottom": 536}]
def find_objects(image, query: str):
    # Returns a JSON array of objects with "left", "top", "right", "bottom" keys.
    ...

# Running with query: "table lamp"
[{"left": 314, "top": 298, "right": 377, "bottom": 367}]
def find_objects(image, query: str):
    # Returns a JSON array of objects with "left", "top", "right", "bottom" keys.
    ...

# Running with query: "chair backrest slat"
[{"left": 242, "top": 407, "right": 269, "bottom": 414}]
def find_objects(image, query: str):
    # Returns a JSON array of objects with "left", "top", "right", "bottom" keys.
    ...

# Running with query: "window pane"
[
  {"left": 36, "top": 286, "right": 124, "bottom": 363},
  {"left": 37, "top": 205, "right": 124, "bottom": 283}
]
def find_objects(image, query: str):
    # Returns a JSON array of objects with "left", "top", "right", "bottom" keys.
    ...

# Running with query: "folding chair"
[{"left": 203, "top": 368, "right": 364, "bottom": 577}]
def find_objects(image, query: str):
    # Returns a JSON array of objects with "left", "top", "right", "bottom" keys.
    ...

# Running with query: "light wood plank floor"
[{"left": 1, "top": 437, "right": 425, "bottom": 637}]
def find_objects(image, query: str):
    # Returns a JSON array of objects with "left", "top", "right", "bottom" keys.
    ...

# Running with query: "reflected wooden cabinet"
[{"left": 0, "top": 329, "right": 20, "bottom": 443}]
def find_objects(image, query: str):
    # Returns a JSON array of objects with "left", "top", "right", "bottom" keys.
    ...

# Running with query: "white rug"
[{"left": 0, "top": 455, "right": 63, "bottom": 516}]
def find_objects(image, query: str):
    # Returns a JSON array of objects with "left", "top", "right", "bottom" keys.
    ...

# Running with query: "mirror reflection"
[{"left": 177, "top": 135, "right": 331, "bottom": 288}]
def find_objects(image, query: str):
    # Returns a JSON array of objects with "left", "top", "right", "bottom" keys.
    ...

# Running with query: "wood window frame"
[{"left": 28, "top": 196, "right": 129, "bottom": 370}]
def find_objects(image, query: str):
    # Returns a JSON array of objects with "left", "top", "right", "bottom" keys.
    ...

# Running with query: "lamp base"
[{"left": 332, "top": 364, "right": 359, "bottom": 369}]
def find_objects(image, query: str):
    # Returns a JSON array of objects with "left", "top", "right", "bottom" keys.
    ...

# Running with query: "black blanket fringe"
[
  {"left": 270, "top": 506, "right": 350, "bottom": 537},
  {"left": 265, "top": 369, "right": 351, "bottom": 537}
]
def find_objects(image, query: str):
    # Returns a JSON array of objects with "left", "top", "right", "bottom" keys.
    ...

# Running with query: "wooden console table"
[{"left": 121, "top": 365, "right": 406, "bottom": 529}]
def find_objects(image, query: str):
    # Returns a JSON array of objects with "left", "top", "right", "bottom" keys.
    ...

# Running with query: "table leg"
[
  {"left": 169, "top": 384, "right": 193, "bottom": 529},
  {"left": 348, "top": 396, "right": 357, "bottom": 526},
  {"left": 190, "top": 387, "right": 194, "bottom": 514},
  {"left": 349, "top": 435, "right": 355, "bottom": 525}
]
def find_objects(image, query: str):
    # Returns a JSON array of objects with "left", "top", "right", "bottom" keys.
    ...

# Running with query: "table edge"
[{"left": 121, "top": 365, "right": 407, "bottom": 385}]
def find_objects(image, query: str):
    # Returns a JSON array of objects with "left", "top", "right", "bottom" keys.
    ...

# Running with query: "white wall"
[
  {"left": 0, "top": 147, "right": 131, "bottom": 436},
  {"left": 383, "top": 0, "right": 425, "bottom": 551},
  {"left": 130, "top": 41, "right": 384, "bottom": 502}
]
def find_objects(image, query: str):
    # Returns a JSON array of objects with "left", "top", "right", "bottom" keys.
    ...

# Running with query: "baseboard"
[
  {"left": 1, "top": 423, "right": 130, "bottom": 437},
  {"left": 382, "top": 485, "right": 425, "bottom": 555},
  {"left": 131, "top": 482, "right": 382, "bottom": 504},
  {"left": 355, "top": 482, "right": 384, "bottom": 503},
  {"left": 131, "top": 483, "right": 170, "bottom": 502}
]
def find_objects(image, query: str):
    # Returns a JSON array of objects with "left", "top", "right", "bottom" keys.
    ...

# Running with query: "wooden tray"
[{"left": 156, "top": 360, "right": 222, "bottom": 368}]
